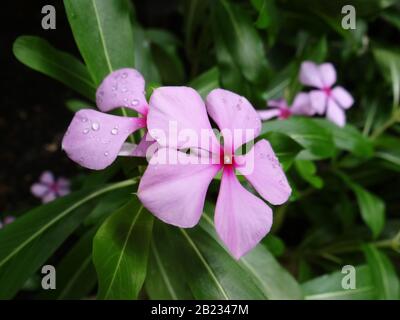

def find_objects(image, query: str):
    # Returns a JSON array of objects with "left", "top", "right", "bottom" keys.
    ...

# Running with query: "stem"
[{"left": 370, "top": 110, "right": 400, "bottom": 140}]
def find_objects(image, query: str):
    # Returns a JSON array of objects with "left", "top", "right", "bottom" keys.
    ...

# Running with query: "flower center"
[
  {"left": 322, "top": 86, "right": 332, "bottom": 96},
  {"left": 279, "top": 107, "right": 292, "bottom": 119}
]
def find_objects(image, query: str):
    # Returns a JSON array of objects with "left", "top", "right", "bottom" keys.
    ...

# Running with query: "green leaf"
[
  {"left": 212, "top": 0, "right": 268, "bottom": 84},
  {"left": 261, "top": 118, "right": 335, "bottom": 159},
  {"left": 200, "top": 212, "right": 303, "bottom": 299},
  {"left": 39, "top": 229, "right": 97, "bottom": 299},
  {"left": 0, "top": 179, "right": 136, "bottom": 298},
  {"left": 295, "top": 159, "right": 324, "bottom": 189},
  {"left": 363, "top": 245, "right": 400, "bottom": 299},
  {"left": 189, "top": 67, "right": 220, "bottom": 99},
  {"left": 13, "top": 36, "right": 95, "bottom": 100},
  {"left": 314, "top": 120, "right": 373, "bottom": 158},
  {"left": 64, "top": 0, "right": 135, "bottom": 85},
  {"left": 145, "top": 221, "right": 194, "bottom": 300},
  {"left": 258, "top": 132, "right": 303, "bottom": 170},
  {"left": 93, "top": 198, "right": 154, "bottom": 299},
  {"left": 339, "top": 173, "right": 385, "bottom": 238},
  {"left": 373, "top": 47, "right": 400, "bottom": 108},
  {"left": 302, "top": 265, "right": 376, "bottom": 300},
  {"left": 65, "top": 98, "right": 94, "bottom": 113},
  {"left": 375, "top": 135, "right": 400, "bottom": 170}
]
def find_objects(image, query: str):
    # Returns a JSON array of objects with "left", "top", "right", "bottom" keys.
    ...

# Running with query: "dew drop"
[
  {"left": 111, "top": 128, "right": 118, "bottom": 135},
  {"left": 121, "top": 87, "right": 128, "bottom": 93},
  {"left": 112, "top": 85, "right": 118, "bottom": 91},
  {"left": 91, "top": 122, "right": 100, "bottom": 131},
  {"left": 81, "top": 117, "right": 88, "bottom": 122},
  {"left": 131, "top": 99, "right": 139, "bottom": 106},
  {"left": 83, "top": 128, "right": 90, "bottom": 134},
  {"left": 104, "top": 151, "right": 109, "bottom": 156},
  {"left": 122, "top": 72, "right": 128, "bottom": 78}
]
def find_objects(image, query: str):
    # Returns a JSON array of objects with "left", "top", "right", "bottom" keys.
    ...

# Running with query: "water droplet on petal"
[
  {"left": 83, "top": 128, "right": 89, "bottom": 134},
  {"left": 112, "top": 84, "right": 118, "bottom": 91},
  {"left": 104, "top": 151, "right": 109, "bottom": 156},
  {"left": 121, "top": 87, "right": 128, "bottom": 93},
  {"left": 81, "top": 117, "right": 88, "bottom": 122},
  {"left": 122, "top": 72, "right": 128, "bottom": 78},
  {"left": 91, "top": 122, "right": 100, "bottom": 131},
  {"left": 111, "top": 128, "right": 118, "bottom": 135},
  {"left": 131, "top": 99, "right": 139, "bottom": 106}
]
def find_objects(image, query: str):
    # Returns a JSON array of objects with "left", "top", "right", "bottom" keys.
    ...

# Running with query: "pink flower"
[
  {"left": 258, "top": 93, "right": 315, "bottom": 121},
  {"left": 138, "top": 87, "right": 291, "bottom": 259},
  {"left": 0, "top": 216, "right": 15, "bottom": 229},
  {"left": 299, "top": 61, "right": 354, "bottom": 127},
  {"left": 30, "top": 171, "right": 71, "bottom": 203},
  {"left": 62, "top": 68, "right": 154, "bottom": 170}
]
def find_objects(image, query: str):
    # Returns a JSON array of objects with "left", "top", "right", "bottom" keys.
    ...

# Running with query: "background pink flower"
[
  {"left": 138, "top": 87, "right": 291, "bottom": 259},
  {"left": 299, "top": 61, "right": 354, "bottom": 127},
  {"left": 0, "top": 216, "right": 15, "bottom": 229},
  {"left": 30, "top": 171, "right": 71, "bottom": 203},
  {"left": 258, "top": 93, "right": 315, "bottom": 121}
]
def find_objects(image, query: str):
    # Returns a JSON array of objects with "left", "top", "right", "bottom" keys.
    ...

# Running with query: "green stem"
[{"left": 370, "top": 110, "right": 400, "bottom": 140}]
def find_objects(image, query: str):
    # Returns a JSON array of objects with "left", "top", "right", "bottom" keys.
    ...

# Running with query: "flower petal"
[
  {"left": 267, "top": 98, "right": 287, "bottom": 109},
  {"left": 258, "top": 109, "right": 280, "bottom": 121},
  {"left": 319, "top": 63, "right": 336, "bottom": 87},
  {"left": 138, "top": 148, "right": 220, "bottom": 228},
  {"left": 326, "top": 98, "right": 346, "bottom": 127},
  {"left": 309, "top": 90, "right": 327, "bottom": 114},
  {"left": 3, "top": 216, "right": 15, "bottom": 225},
  {"left": 290, "top": 92, "right": 315, "bottom": 116},
  {"left": 206, "top": 89, "right": 261, "bottom": 151},
  {"left": 332, "top": 86, "right": 354, "bottom": 109},
  {"left": 31, "top": 183, "right": 49, "bottom": 198},
  {"left": 57, "top": 187, "right": 70, "bottom": 197},
  {"left": 132, "top": 132, "right": 157, "bottom": 157},
  {"left": 96, "top": 68, "right": 148, "bottom": 115},
  {"left": 147, "top": 86, "right": 220, "bottom": 152},
  {"left": 215, "top": 168, "right": 273, "bottom": 259},
  {"left": 40, "top": 171, "right": 54, "bottom": 185},
  {"left": 299, "top": 61, "right": 324, "bottom": 88},
  {"left": 62, "top": 109, "right": 145, "bottom": 170},
  {"left": 236, "top": 140, "right": 291, "bottom": 205},
  {"left": 42, "top": 191, "right": 57, "bottom": 203}
]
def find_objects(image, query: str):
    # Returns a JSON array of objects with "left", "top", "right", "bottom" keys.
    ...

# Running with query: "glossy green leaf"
[
  {"left": 64, "top": 0, "right": 135, "bottom": 85},
  {"left": 189, "top": 67, "right": 220, "bottom": 99},
  {"left": 295, "top": 159, "right": 324, "bottom": 189},
  {"left": 200, "top": 213, "right": 303, "bottom": 299},
  {"left": 363, "top": 245, "right": 400, "bottom": 299},
  {"left": 13, "top": 36, "right": 95, "bottom": 100},
  {"left": 302, "top": 265, "right": 376, "bottom": 300},
  {"left": 65, "top": 98, "right": 94, "bottom": 113},
  {"left": 93, "top": 197, "right": 154, "bottom": 299},
  {"left": 314, "top": 120, "right": 373, "bottom": 158},
  {"left": 258, "top": 132, "right": 303, "bottom": 170},
  {"left": 261, "top": 118, "right": 335, "bottom": 159},
  {"left": 40, "top": 229, "right": 97, "bottom": 299},
  {"left": 212, "top": 0, "right": 268, "bottom": 84},
  {"left": 0, "top": 179, "right": 136, "bottom": 299}
]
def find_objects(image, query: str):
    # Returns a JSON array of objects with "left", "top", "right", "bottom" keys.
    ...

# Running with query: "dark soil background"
[{"left": 0, "top": 0, "right": 180, "bottom": 214}]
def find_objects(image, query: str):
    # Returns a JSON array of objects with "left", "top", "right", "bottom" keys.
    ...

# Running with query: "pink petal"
[
  {"left": 326, "top": 98, "right": 346, "bottom": 127},
  {"left": 57, "top": 177, "right": 70, "bottom": 188},
  {"left": 147, "top": 86, "right": 220, "bottom": 153},
  {"left": 267, "top": 98, "right": 287, "bottom": 109},
  {"left": 206, "top": 89, "right": 261, "bottom": 151},
  {"left": 299, "top": 61, "right": 324, "bottom": 89},
  {"left": 40, "top": 171, "right": 54, "bottom": 185},
  {"left": 258, "top": 109, "right": 280, "bottom": 121},
  {"left": 62, "top": 109, "right": 146, "bottom": 170},
  {"left": 132, "top": 132, "right": 157, "bottom": 157},
  {"left": 138, "top": 148, "right": 220, "bottom": 228},
  {"left": 3, "top": 216, "right": 15, "bottom": 225},
  {"left": 319, "top": 63, "right": 337, "bottom": 87},
  {"left": 42, "top": 191, "right": 57, "bottom": 203},
  {"left": 236, "top": 140, "right": 291, "bottom": 205},
  {"left": 0, "top": 221, "right": 3, "bottom": 229},
  {"left": 309, "top": 90, "right": 327, "bottom": 114},
  {"left": 290, "top": 92, "right": 315, "bottom": 116},
  {"left": 31, "top": 183, "right": 49, "bottom": 198},
  {"left": 57, "top": 186, "right": 70, "bottom": 197},
  {"left": 96, "top": 68, "right": 148, "bottom": 115},
  {"left": 332, "top": 86, "right": 354, "bottom": 109},
  {"left": 215, "top": 168, "right": 273, "bottom": 259}
]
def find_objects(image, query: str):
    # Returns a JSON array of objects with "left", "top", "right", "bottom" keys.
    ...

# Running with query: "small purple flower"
[
  {"left": 30, "top": 171, "right": 71, "bottom": 203},
  {"left": 0, "top": 216, "right": 15, "bottom": 229},
  {"left": 299, "top": 61, "right": 354, "bottom": 127},
  {"left": 258, "top": 93, "right": 315, "bottom": 121}
]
